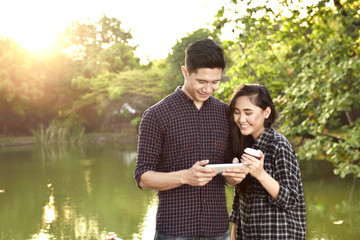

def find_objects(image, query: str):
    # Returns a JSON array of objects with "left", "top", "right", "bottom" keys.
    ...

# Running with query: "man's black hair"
[{"left": 185, "top": 38, "right": 226, "bottom": 74}]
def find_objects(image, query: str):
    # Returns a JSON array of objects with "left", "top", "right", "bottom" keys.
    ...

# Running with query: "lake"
[{"left": 0, "top": 142, "right": 359, "bottom": 239}]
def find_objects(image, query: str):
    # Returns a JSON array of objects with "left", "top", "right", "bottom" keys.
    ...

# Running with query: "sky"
[{"left": 0, "top": 0, "right": 229, "bottom": 63}]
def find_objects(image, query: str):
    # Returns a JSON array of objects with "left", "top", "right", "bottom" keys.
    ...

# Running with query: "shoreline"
[{"left": 0, "top": 132, "right": 138, "bottom": 148}]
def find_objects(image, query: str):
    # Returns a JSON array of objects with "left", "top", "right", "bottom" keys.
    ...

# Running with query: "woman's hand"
[
  {"left": 242, "top": 151, "right": 265, "bottom": 179},
  {"left": 242, "top": 151, "right": 280, "bottom": 200}
]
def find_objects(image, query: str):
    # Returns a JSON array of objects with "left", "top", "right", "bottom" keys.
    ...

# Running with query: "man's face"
[{"left": 181, "top": 67, "right": 222, "bottom": 109}]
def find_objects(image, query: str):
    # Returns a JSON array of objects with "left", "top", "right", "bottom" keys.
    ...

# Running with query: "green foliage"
[
  {"left": 0, "top": 37, "right": 56, "bottom": 135},
  {"left": 0, "top": 15, "right": 161, "bottom": 136},
  {"left": 215, "top": 0, "right": 360, "bottom": 178},
  {"left": 57, "top": 15, "right": 139, "bottom": 78},
  {"left": 99, "top": 43, "right": 139, "bottom": 73},
  {"left": 68, "top": 64, "right": 166, "bottom": 131},
  {"left": 130, "top": 116, "right": 142, "bottom": 127},
  {"left": 54, "top": 15, "right": 146, "bottom": 131},
  {"left": 0, "top": 38, "right": 44, "bottom": 110}
]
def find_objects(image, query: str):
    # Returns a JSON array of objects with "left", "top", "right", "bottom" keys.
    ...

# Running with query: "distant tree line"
[{"left": 0, "top": 16, "right": 164, "bottom": 136}]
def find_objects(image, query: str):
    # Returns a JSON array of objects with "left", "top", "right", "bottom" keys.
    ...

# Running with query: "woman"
[{"left": 227, "top": 84, "right": 306, "bottom": 239}]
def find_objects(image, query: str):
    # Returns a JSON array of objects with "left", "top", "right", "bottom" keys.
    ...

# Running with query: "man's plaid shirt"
[
  {"left": 229, "top": 128, "right": 306, "bottom": 239},
  {"left": 134, "top": 87, "right": 231, "bottom": 237}
]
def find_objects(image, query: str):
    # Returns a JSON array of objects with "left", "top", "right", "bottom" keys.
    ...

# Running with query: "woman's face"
[{"left": 233, "top": 95, "right": 270, "bottom": 140}]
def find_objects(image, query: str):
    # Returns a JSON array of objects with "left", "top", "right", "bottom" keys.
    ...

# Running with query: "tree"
[
  {"left": 57, "top": 15, "right": 139, "bottom": 77},
  {"left": 0, "top": 37, "right": 47, "bottom": 135},
  {"left": 0, "top": 15, "right": 165, "bottom": 136},
  {"left": 55, "top": 15, "right": 142, "bottom": 131},
  {"left": 214, "top": 0, "right": 360, "bottom": 178},
  {"left": 69, "top": 62, "right": 166, "bottom": 131}
]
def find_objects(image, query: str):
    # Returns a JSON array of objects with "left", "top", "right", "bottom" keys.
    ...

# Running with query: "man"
[{"left": 134, "top": 38, "right": 245, "bottom": 239}]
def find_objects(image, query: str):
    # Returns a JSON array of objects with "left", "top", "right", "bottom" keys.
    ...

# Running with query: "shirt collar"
[
  {"left": 175, "top": 86, "right": 192, "bottom": 102},
  {"left": 253, "top": 128, "right": 274, "bottom": 150},
  {"left": 175, "top": 86, "right": 213, "bottom": 107}
]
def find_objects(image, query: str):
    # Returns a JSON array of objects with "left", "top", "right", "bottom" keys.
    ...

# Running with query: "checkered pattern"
[
  {"left": 134, "top": 87, "right": 231, "bottom": 237},
  {"left": 229, "top": 128, "right": 306, "bottom": 239}
]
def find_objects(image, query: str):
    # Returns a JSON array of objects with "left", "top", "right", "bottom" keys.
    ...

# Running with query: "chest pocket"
[
  {"left": 212, "top": 129, "right": 227, "bottom": 150},
  {"left": 209, "top": 128, "right": 228, "bottom": 163}
]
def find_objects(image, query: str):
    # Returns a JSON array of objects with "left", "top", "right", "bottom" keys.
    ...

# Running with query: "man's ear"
[{"left": 181, "top": 66, "right": 188, "bottom": 79}]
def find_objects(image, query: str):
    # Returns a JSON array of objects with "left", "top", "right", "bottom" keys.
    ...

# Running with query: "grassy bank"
[
  {"left": 0, "top": 136, "right": 34, "bottom": 147},
  {"left": 0, "top": 131, "right": 138, "bottom": 147}
]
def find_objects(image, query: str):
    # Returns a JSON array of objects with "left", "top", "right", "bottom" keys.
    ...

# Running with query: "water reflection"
[
  {"left": 80, "top": 159, "right": 94, "bottom": 195},
  {"left": 0, "top": 143, "right": 153, "bottom": 240},
  {"left": 44, "top": 189, "right": 56, "bottom": 224},
  {"left": 31, "top": 184, "right": 56, "bottom": 239},
  {"left": 134, "top": 196, "right": 158, "bottom": 240},
  {"left": 0, "top": 144, "right": 358, "bottom": 239},
  {"left": 303, "top": 176, "right": 360, "bottom": 240}
]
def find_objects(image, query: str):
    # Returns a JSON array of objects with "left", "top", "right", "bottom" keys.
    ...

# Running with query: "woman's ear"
[{"left": 264, "top": 107, "right": 271, "bottom": 119}]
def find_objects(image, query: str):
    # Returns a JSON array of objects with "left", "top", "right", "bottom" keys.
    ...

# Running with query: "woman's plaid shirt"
[
  {"left": 229, "top": 128, "right": 306, "bottom": 239},
  {"left": 134, "top": 87, "right": 231, "bottom": 237}
]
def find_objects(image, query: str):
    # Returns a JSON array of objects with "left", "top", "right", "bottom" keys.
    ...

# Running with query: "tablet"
[{"left": 205, "top": 163, "right": 244, "bottom": 174}]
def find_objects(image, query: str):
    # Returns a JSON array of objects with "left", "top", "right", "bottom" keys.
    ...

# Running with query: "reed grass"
[{"left": 32, "top": 122, "right": 85, "bottom": 145}]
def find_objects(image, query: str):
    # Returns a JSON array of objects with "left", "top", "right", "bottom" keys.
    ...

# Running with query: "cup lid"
[{"left": 244, "top": 148, "right": 261, "bottom": 157}]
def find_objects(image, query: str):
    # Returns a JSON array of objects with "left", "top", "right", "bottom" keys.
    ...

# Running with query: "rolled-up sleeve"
[
  {"left": 268, "top": 143, "right": 301, "bottom": 210},
  {"left": 134, "top": 109, "right": 163, "bottom": 188}
]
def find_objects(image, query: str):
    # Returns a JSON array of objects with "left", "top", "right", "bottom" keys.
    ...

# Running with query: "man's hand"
[
  {"left": 222, "top": 157, "right": 249, "bottom": 186},
  {"left": 182, "top": 160, "right": 217, "bottom": 186},
  {"left": 139, "top": 160, "right": 217, "bottom": 191}
]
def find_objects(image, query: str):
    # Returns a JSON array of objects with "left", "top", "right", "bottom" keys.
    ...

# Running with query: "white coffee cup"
[{"left": 244, "top": 148, "right": 261, "bottom": 159}]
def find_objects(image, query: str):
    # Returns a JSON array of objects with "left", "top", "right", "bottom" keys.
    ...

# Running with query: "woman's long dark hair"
[{"left": 227, "top": 84, "right": 277, "bottom": 192}]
